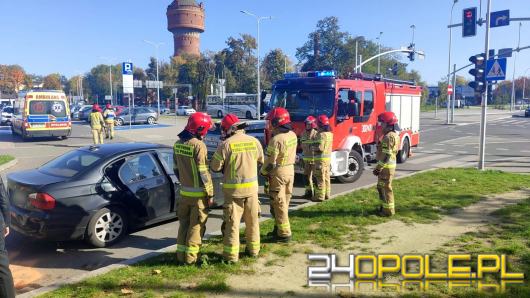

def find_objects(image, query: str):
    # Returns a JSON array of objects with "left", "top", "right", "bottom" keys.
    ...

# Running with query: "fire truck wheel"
[
  {"left": 397, "top": 138, "right": 410, "bottom": 164},
  {"left": 337, "top": 150, "right": 364, "bottom": 183}
]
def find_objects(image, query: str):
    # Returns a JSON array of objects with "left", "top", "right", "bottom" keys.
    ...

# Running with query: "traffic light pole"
[
  {"left": 478, "top": 0, "right": 492, "bottom": 171},
  {"left": 451, "top": 64, "right": 457, "bottom": 123}
]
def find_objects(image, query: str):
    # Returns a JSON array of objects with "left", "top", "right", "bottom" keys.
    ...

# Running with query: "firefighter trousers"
[
  {"left": 313, "top": 161, "right": 331, "bottom": 201},
  {"left": 377, "top": 169, "right": 395, "bottom": 216},
  {"left": 269, "top": 166, "right": 294, "bottom": 238},
  {"left": 304, "top": 161, "right": 315, "bottom": 197},
  {"left": 105, "top": 121, "right": 115, "bottom": 139},
  {"left": 176, "top": 196, "right": 209, "bottom": 264},
  {"left": 91, "top": 127, "right": 104, "bottom": 145},
  {"left": 223, "top": 193, "right": 260, "bottom": 262}
]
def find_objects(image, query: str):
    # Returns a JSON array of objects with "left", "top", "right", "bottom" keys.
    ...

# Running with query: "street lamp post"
[
  {"left": 447, "top": 0, "right": 458, "bottom": 124},
  {"left": 523, "top": 68, "right": 530, "bottom": 105},
  {"left": 510, "top": 22, "right": 522, "bottom": 111},
  {"left": 144, "top": 40, "right": 164, "bottom": 117},
  {"left": 241, "top": 10, "right": 273, "bottom": 120},
  {"left": 377, "top": 32, "right": 383, "bottom": 74},
  {"left": 100, "top": 57, "right": 115, "bottom": 105}
]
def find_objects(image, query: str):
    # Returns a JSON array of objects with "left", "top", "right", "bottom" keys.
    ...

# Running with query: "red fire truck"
[{"left": 267, "top": 70, "right": 421, "bottom": 183}]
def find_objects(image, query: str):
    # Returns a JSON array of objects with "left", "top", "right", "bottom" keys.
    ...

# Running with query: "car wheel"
[
  {"left": 86, "top": 207, "right": 127, "bottom": 248},
  {"left": 115, "top": 118, "right": 124, "bottom": 126},
  {"left": 337, "top": 150, "right": 364, "bottom": 183},
  {"left": 397, "top": 138, "right": 410, "bottom": 164},
  {"left": 147, "top": 117, "right": 156, "bottom": 125},
  {"left": 246, "top": 111, "right": 253, "bottom": 119},
  {"left": 217, "top": 110, "right": 223, "bottom": 118}
]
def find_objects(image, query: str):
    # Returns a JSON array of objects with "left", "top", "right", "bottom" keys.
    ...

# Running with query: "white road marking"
[
  {"left": 407, "top": 154, "right": 452, "bottom": 165},
  {"left": 496, "top": 148, "right": 509, "bottom": 151}
]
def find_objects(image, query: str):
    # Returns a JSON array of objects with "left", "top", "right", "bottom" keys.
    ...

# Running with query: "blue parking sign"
[{"left": 122, "top": 62, "right": 133, "bottom": 75}]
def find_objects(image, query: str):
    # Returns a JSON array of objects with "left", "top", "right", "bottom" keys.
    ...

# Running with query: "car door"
[
  {"left": 118, "top": 152, "right": 173, "bottom": 220},
  {"left": 155, "top": 149, "right": 180, "bottom": 212}
]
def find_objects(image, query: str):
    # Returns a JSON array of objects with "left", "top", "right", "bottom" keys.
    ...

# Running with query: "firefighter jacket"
[
  {"left": 301, "top": 128, "right": 318, "bottom": 163},
  {"left": 312, "top": 131, "right": 333, "bottom": 164},
  {"left": 210, "top": 130, "right": 264, "bottom": 198},
  {"left": 261, "top": 129, "right": 298, "bottom": 176},
  {"left": 173, "top": 131, "right": 214, "bottom": 198},
  {"left": 103, "top": 109, "right": 116, "bottom": 123},
  {"left": 89, "top": 112, "right": 105, "bottom": 130},
  {"left": 375, "top": 130, "right": 400, "bottom": 172}
]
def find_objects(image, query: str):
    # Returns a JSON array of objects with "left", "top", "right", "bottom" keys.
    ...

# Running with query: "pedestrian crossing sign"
[{"left": 485, "top": 58, "right": 507, "bottom": 81}]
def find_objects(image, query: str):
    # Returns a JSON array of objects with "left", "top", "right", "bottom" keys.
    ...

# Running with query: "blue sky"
[{"left": 1, "top": 0, "right": 529, "bottom": 85}]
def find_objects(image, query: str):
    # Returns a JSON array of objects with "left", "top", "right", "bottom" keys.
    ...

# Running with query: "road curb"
[
  {"left": 16, "top": 166, "right": 438, "bottom": 298},
  {"left": 0, "top": 158, "right": 18, "bottom": 173}
]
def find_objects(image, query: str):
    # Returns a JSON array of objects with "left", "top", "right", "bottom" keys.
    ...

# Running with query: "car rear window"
[
  {"left": 29, "top": 101, "right": 67, "bottom": 117},
  {"left": 39, "top": 150, "right": 102, "bottom": 178}
]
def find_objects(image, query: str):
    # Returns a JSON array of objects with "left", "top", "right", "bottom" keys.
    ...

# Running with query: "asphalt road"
[{"left": 1, "top": 109, "right": 529, "bottom": 293}]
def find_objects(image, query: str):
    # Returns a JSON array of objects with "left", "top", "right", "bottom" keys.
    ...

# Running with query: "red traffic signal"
[{"left": 463, "top": 7, "right": 477, "bottom": 37}]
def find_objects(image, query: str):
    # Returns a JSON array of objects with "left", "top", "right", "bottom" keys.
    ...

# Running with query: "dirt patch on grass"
[{"left": 219, "top": 190, "right": 530, "bottom": 297}]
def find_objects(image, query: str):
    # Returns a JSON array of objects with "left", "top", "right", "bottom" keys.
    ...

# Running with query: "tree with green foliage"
[
  {"left": 42, "top": 73, "right": 62, "bottom": 90},
  {"left": 262, "top": 49, "right": 290, "bottom": 90}
]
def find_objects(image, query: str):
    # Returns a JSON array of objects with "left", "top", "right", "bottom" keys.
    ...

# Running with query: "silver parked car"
[{"left": 114, "top": 107, "right": 158, "bottom": 126}]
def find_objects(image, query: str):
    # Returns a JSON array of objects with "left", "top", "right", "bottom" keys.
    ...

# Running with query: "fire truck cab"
[{"left": 267, "top": 70, "right": 421, "bottom": 183}]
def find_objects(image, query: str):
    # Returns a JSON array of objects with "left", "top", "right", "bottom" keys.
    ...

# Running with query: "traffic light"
[
  {"left": 392, "top": 63, "right": 399, "bottom": 76},
  {"left": 407, "top": 43, "right": 415, "bottom": 62},
  {"left": 468, "top": 54, "right": 486, "bottom": 93},
  {"left": 463, "top": 7, "right": 477, "bottom": 37}
]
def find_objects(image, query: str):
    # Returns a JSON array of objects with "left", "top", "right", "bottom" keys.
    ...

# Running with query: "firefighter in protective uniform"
[
  {"left": 210, "top": 114, "right": 264, "bottom": 262},
  {"left": 301, "top": 116, "right": 318, "bottom": 199},
  {"left": 261, "top": 107, "right": 297, "bottom": 242},
  {"left": 103, "top": 103, "right": 116, "bottom": 139},
  {"left": 89, "top": 104, "right": 106, "bottom": 145},
  {"left": 173, "top": 112, "right": 215, "bottom": 264},
  {"left": 373, "top": 111, "right": 400, "bottom": 217},
  {"left": 312, "top": 115, "right": 333, "bottom": 202}
]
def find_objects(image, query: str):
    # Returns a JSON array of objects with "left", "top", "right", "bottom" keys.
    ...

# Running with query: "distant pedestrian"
[
  {"left": 89, "top": 104, "right": 106, "bottom": 145},
  {"left": 312, "top": 115, "right": 333, "bottom": 202},
  {"left": 103, "top": 104, "right": 116, "bottom": 140},
  {"left": 0, "top": 176, "right": 15, "bottom": 298},
  {"left": 373, "top": 112, "right": 400, "bottom": 217}
]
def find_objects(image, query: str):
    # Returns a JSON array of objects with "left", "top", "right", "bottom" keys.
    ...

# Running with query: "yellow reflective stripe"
[
  {"left": 287, "top": 137, "right": 297, "bottom": 148},
  {"left": 382, "top": 202, "right": 395, "bottom": 209},
  {"left": 176, "top": 244, "right": 187, "bottom": 252},
  {"left": 247, "top": 241, "right": 260, "bottom": 250},
  {"left": 382, "top": 149, "right": 393, "bottom": 154},
  {"left": 223, "top": 180, "right": 259, "bottom": 189},
  {"left": 180, "top": 190, "right": 207, "bottom": 197},
  {"left": 303, "top": 157, "right": 315, "bottom": 161},
  {"left": 224, "top": 245, "right": 239, "bottom": 254},
  {"left": 174, "top": 143, "right": 194, "bottom": 157},
  {"left": 278, "top": 222, "right": 290, "bottom": 230},
  {"left": 213, "top": 152, "right": 223, "bottom": 161},
  {"left": 198, "top": 164, "right": 209, "bottom": 172},
  {"left": 377, "top": 161, "right": 396, "bottom": 169},
  {"left": 187, "top": 246, "right": 200, "bottom": 254}
]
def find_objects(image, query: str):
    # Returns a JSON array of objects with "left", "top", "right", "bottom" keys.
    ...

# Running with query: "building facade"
[{"left": 167, "top": 0, "right": 205, "bottom": 57}]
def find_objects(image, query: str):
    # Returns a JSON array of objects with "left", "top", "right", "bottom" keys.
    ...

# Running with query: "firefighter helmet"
[
  {"left": 305, "top": 116, "right": 317, "bottom": 129},
  {"left": 267, "top": 107, "right": 291, "bottom": 128},
  {"left": 92, "top": 104, "right": 101, "bottom": 112},
  {"left": 317, "top": 115, "right": 330, "bottom": 127},
  {"left": 221, "top": 114, "right": 240, "bottom": 133},
  {"left": 378, "top": 111, "right": 398, "bottom": 125},
  {"left": 186, "top": 112, "right": 213, "bottom": 137},
  {"left": 106, "top": 103, "right": 112, "bottom": 109}
]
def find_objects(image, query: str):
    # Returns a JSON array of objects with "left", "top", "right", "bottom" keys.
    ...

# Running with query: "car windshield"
[
  {"left": 270, "top": 88, "right": 335, "bottom": 121},
  {"left": 39, "top": 149, "right": 102, "bottom": 178},
  {"left": 29, "top": 100, "right": 67, "bottom": 117}
]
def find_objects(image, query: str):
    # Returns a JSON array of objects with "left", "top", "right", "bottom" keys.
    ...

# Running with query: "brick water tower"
[{"left": 167, "top": 0, "right": 205, "bottom": 57}]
